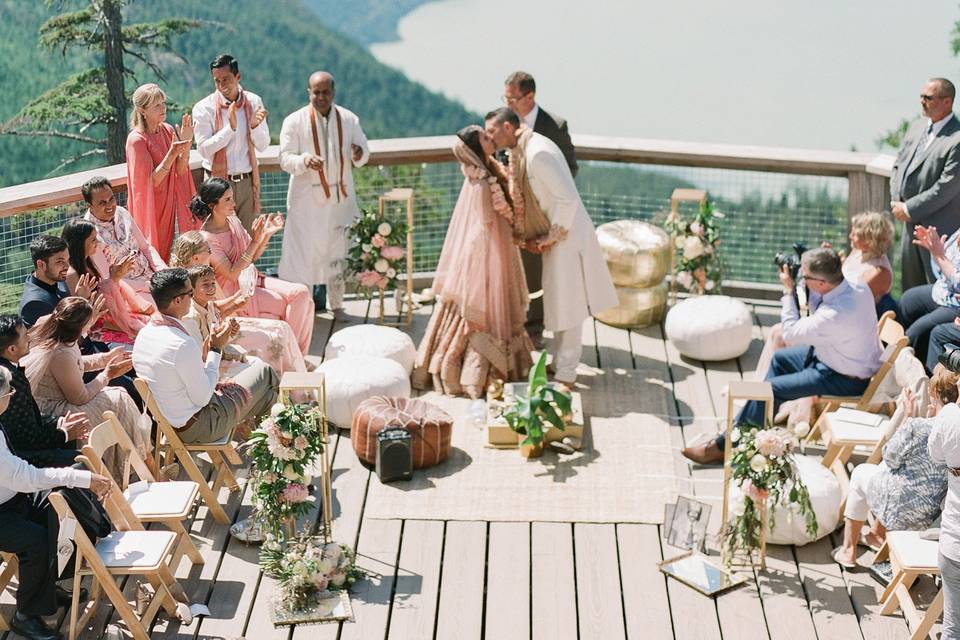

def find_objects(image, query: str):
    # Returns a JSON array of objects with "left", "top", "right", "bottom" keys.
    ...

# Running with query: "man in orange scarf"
[{"left": 192, "top": 54, "right": 270, "bottom": 234}]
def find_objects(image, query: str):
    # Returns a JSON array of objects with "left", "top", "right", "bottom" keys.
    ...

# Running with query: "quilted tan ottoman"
[{"left": 351, "top": 396, "right": 453, "bottom": 469}]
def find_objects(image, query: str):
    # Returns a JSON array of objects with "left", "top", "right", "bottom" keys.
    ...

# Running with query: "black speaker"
[{"left": 376, "top": 427, "right": 413, "bottom": 483}]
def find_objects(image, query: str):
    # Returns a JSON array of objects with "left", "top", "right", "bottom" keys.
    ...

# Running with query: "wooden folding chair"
[
  {"left": 876, "top": 531, "right": 943, "bottom": 640},
  {"left": 0, "top": 551, "right": 17, "bottom": 630},
  {"left": 47, "top": 491, "right": 186, "bottom": 640},
  {"left": 134, "top": 378, "right": 241, "bottom": 525},
  {"left": 807, "top": 311, "right": 908, "bottom": 442},
  {"left": 81, "top": 411, "right": 203, "bottom": 569}
]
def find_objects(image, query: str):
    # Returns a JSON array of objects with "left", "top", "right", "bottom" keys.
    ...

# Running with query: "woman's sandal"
[{"left": 830, "top": 546, "right": 857, "bottom": 569}]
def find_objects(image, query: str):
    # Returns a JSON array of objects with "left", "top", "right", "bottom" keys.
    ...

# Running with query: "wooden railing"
[{"left": 0, "top": 134, "right": 896, "bottom": 218}]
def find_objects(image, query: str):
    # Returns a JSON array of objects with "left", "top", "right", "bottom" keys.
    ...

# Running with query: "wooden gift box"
[{"left": 486, "top": 382, "right": 584, "bottom": 448}]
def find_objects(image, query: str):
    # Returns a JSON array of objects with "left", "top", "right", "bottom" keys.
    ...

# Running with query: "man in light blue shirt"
[{"left": 683, "top": 248, "right": 883, "bottom": 464}]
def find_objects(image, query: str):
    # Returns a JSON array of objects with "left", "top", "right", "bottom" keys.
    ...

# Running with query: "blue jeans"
[{"left": 714, "top": 345, "right": 869, "bottom": 448}]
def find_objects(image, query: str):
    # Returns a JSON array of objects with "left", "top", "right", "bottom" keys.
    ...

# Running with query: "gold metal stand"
[
  {"left": 667, "top": 188, "right": 707, "bottom": 304},
  {"left": 279, "top": 371, "right": 333, "bottom": 542},
  {"left": 377, "top": 188, "right": 415, "bottom": 326},
  {"left": 720, "top": 380, "right": 774, "bottom": 571}
]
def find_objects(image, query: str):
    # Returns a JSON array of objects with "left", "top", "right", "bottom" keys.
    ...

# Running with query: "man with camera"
[{"left": 683, "top": 247, "right": 883, "bottom": 464}]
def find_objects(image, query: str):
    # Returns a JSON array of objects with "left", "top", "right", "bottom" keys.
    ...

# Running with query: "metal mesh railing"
[{"left": 0, "top": 160, "right": 852, "bottom": 313}]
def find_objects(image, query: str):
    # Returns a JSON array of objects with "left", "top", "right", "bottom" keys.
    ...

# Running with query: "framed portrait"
[{"left": 664, "top": 496, "right": 711, "bottom": 552}]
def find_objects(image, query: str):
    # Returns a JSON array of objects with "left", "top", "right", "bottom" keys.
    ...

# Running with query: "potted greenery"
[{"left": 503, "top": 352, "right": 572, "bottom": 458}]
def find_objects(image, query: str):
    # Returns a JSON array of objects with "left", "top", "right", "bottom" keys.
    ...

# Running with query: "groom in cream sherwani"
[{"left": 485, "top": 107, "right": 617, "bottom": 383}]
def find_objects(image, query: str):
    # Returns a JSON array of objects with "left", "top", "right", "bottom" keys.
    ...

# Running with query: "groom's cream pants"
[{"left": 551, "top": 327, "right": 582, "bottom": 383}]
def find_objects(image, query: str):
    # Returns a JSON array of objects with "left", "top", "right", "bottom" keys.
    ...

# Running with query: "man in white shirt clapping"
[{"left": 133, "top": 269, "right": 278, "bottom": 445}]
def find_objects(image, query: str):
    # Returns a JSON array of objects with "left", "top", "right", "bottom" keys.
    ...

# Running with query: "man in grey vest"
[{"left": 891, "top": 77, "right": 960, "bottom": 291}]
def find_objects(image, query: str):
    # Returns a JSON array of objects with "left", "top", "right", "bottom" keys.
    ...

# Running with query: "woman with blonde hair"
[
  {"left": 125, "top": 83, "right": 200, "bottom": 262},
  {"left": 21, "top": 297, "right": 153, "bottom": 476},
  {"left": 171, "top": 231, "right": 308, "bottom": 374}
]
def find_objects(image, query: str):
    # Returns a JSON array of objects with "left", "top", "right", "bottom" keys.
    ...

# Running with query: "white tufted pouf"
[
  {"left": 317, "top": 355, "right": 411, "bottom": 427},
  {"left": 324, "top": 324, "right": 417, "bottom": 375},
  {"left": 665, "top": 295, "right": 753, "bottom": 361},
  {"left": 727, "top": 455, "right": 841, "bottom": 545}
]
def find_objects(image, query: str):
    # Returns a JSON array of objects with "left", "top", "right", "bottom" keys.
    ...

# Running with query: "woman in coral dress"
[
  {"left": 412, "top": 125, "right": 533, "bottom": 398},
  {"left": 191, "top": 179, "right": 314, "bottom": 354},
  {"left": 125, "top": 83, "right": 200, "bottom": 262}
]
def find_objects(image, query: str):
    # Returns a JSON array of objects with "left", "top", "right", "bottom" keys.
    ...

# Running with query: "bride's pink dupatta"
[{"left": 430, "top": 142, "right": 529, "bottom": 375}]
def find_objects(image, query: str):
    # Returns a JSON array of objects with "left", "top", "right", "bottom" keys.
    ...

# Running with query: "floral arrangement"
[
  {"left": 724, "top": 423, "right": 817, "bottom": 563},
  {"left": 346, "top": 209, "right": 409, "bottom": 292},
  {"left": 247, "top": 402, "right": 325, "bottom": 537},
  {"left": 664, "top": 200, "right": 723, "bottom": 294},
  {"left": 261, "top": 536, "right": 363, "bottom": 611}
]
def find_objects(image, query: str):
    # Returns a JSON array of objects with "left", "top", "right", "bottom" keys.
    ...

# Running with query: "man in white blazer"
[
  {"left": 485, "top": 107, "right": 617, "bottom": 383},
  {"left": 279, "top": 71, "right": 370, "bottom": 313}
]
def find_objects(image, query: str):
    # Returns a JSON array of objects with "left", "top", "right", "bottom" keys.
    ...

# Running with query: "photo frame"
[
  {"left": 658, "top": 551, "right": 747, "bottom": 597},
  {"left": 270, "top": 590, "right": 354, "bottom": 627},
  {"left": 664, "top": 496, "right": 711, "bottom": 552}
]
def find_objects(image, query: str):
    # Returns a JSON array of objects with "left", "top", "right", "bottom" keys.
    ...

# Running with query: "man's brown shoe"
[{"left": 681, "top": 439, "right": 724, "bottom": 465}]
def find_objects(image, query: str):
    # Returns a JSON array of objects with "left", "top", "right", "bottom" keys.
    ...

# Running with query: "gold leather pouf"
[{"left": 595, "top": 220, "right": 670, "bottom": 328}]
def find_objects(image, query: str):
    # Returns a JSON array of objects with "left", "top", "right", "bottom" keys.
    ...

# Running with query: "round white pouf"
[
  {"left": 324, "top": 324, "right": 417, "bottom": 375},
  {"left": 727, "top": 455, "right": 841, "bottom": 545},
  {"left": 665, "top": 295, "right": 752, "bottom": 361},
  {"left": 317, "top": 355, "right": 411, "bottom": 427}
]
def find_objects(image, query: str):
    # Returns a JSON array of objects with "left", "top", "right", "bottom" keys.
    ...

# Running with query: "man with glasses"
[
  {"left": 502, "top": 71, "right": 578, "bottom": 347},
  {"left": 891, "top": 77, "right": 960, "bottom": 291},
  {"left": 683, "top": 248, "right": 883, "bottom": 464},
  {"left": 132, "top": 269, "right": 278, "bottom": 445}
]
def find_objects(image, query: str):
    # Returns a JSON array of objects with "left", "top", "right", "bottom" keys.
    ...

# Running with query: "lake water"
[{"left": 372, "top": 0, "right": 959, "bottom": 152}]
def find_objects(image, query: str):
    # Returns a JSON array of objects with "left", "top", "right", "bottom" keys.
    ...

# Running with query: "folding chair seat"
[
  {"left": 877, "top": 531, "right": 943, "bottom": 640},
  {"left": 807, "top": 311, "right": 908, "bottom": 442},
  {"left": 47, "top": 491, "right": 186, "bottom": 640},
  {"left": 133, "top": 379, "right": 241, "bottom": 525},
  {"left": 82, "top": 411, "right": 203, "bottom": 569}
]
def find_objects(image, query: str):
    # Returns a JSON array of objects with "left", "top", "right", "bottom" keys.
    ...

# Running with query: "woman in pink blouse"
[
  {"left": 125, "top": 83, "right": 200, "bottom": 262},
  {"left": 193, "top": 178, "right": 314, "bottom": 353}
]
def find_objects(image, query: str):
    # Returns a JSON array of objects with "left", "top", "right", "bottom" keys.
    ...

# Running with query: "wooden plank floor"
[{"left": 0, "top": 299, "right": 923, "bottom": 640}]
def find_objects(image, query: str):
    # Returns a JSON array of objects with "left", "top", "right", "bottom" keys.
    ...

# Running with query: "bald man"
[{"left": 278, "top": 71, "right": 369, "bottom": 314}]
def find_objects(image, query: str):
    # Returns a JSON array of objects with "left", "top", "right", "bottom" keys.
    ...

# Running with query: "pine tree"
[{"left": 0, "top": 0, "right": 198, "bottom": 170}]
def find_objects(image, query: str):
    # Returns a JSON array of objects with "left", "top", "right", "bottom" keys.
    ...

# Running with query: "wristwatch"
[{"left": 210, "top": 346, "right": 222, "bottom": 354}]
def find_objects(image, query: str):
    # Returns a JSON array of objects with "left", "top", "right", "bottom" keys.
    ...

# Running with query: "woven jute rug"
[{"left": 362, "top": 368, "right": 690, "bottom": 524}]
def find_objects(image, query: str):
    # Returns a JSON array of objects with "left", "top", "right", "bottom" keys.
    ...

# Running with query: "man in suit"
[
  {"left": 502, "top": 71, "right": 578, "bottom": 347},
  {"left": 891, "top": 77, "right": 960, "bottom": 291}
]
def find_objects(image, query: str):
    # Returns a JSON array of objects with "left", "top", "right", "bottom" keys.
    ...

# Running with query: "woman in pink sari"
[
  {"left": 412, "top": 125, "right": 533, "bottom": 398},
  {"left": 193, "top": 178, "right": 314, "bottom": 354},
  {"left": 125, "top": 83, "right": 200, "bottom": 262},
  {"left": 61, "top": 218, "right": 154, "bottom": 347}
]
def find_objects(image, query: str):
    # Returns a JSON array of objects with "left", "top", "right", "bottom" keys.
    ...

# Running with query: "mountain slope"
[{"left": 0, "top": 0, "right": 477, "bottom": 187}]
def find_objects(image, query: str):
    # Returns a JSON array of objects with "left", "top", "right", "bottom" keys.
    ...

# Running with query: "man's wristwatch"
[{"left": 210, "top": 346, "right": 222, "bottom": 354}]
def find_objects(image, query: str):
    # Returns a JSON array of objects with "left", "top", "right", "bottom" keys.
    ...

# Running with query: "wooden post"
[
  {"left": 721, "top": 380, "right": 774, "bottom": 570},
  {"left": 377, "top": 188, "right": 415, "bottom": 326},
  {"left": 667, "top": 188, "right": 707, "bottom": 304}
]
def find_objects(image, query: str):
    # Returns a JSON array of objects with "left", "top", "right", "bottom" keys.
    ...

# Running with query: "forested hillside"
[
  {"left": 0, "top": 0, "right": 477, "bottom": 187},
  {"left": 302, "top": 0, "right": 434, "bottom": 44}
]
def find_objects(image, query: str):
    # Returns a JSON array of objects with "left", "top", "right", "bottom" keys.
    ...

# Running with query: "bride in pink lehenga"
[{"left": 412, "top": 125, "right": 533, "bottom": 398}]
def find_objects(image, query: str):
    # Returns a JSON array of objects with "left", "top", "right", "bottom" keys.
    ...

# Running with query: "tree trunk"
[{"left": 101, "top": 0, "right": 127, "bottom": 165}]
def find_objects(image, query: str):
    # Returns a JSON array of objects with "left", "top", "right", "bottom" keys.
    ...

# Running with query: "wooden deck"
[{"left": 1, "top": 297, "right": 938, "bottom": 640}]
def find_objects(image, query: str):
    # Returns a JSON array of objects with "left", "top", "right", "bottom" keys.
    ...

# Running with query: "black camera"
[
  {"left": 774, "top": 243, "right": 808, "bottom": 281},
  {"left": 939, "top": 343, "right": 960, "bottom": 373}
]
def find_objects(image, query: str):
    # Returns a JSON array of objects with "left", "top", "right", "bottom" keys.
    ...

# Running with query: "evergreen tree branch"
[
  {"left": 0, "top": 129, "right": 105, "bottom": 145},
  {"left": 46, "top": 147, "right": 107, "bottom": 176},
  {"left": 38, "top": 8, "right": 98, "bottom": 54}
]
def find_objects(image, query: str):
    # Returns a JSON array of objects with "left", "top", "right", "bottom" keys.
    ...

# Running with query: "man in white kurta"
[
  {"left": 279, "top": 71, "right": 370, "bottom": 312},
  {"left": 486, "top": 108, "right": 617, "bottom": 383}
]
